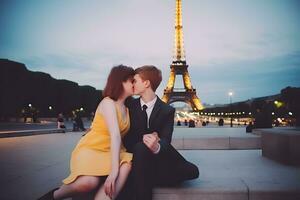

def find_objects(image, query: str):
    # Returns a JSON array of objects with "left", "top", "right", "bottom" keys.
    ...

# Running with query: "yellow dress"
[{"left": 63, "top": 100, "right": 132, "bottom": 184}]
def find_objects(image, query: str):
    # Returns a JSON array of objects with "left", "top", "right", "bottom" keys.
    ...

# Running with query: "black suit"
[
  {"left": 124, "top": 96, "right": 175, "bottom": 153},
  {"left": 118, "top": 97, "right": 199, "bottom": 200}
]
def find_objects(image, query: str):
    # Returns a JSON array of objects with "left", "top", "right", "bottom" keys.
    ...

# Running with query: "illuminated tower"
[{"left": 162, "top": 0, "right": 204, "bottom": 111}]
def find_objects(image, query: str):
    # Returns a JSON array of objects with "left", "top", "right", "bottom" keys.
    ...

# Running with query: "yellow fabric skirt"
[{"left": 63, "top": 148, "right": 132, "bottom": 184}]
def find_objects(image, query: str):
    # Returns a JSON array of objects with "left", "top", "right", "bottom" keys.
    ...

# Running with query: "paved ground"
[
  {"left": 173, "top": 127, "right": 251, "bottom": 138},
  {"left": 0, "top": 121, "right": 243, "bottom": 134},
  {"left": 0, "top": 121, "right": 92, "bottom": 133},
  {"left": 0, "top": 128, "right": 299, "bottom": 200}
]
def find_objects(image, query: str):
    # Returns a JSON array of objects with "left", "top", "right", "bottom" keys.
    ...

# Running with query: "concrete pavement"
[
  {"left": 0, "top": 121, "right": 91, "bottom": 134},
  {"left": 0, "top": 126, "right": 261, "bottom": 150},
  {"left": 0, "top": 129, "right": 299, "bottom": 200}
]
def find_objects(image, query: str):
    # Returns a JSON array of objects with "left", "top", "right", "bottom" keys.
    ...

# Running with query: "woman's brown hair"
[{"left": 103, "top": 65, "right": 135, "bottom": 101}]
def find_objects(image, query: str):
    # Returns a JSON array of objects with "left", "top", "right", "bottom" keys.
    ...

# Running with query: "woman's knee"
[{"left": 73, "top": 176, "right": 99, "bottom": 192}]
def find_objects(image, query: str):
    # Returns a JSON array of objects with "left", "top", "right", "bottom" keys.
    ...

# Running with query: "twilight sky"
[{"left": 0, "top": 0, "right": 300, "bottom": 104}]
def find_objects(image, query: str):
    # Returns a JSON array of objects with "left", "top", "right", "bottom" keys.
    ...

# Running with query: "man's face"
[{"left": 133, "top": 74, "right": 147, "bottom": 95}]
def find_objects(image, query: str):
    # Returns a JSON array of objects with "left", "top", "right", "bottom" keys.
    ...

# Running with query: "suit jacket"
[{"left": 123, "top": 96, "right": 175, "bottom": 154}]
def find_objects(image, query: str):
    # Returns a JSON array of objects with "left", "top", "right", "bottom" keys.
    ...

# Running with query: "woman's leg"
[
  {"left": 53, "top": 175, "right": 100, "bottom": 199},
  {"left": 94, "top": 163, "right": 131, "bottom": 200}
]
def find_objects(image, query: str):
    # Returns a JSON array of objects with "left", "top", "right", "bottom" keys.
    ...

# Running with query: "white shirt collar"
[{"left": 140, "top": 96, "right": 157, "bottom": 110}]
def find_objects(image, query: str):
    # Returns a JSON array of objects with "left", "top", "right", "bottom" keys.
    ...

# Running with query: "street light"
[{"left": 228, "top": 92, "right": 233, "bottom": 127}]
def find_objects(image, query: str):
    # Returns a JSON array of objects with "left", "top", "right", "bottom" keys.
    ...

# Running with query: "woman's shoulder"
[
  {"left": 97, "top": 97, "right": 116, "bottom": 113},
  {"left": 102, "top": 96, "right": 115, "bottom": 103}
]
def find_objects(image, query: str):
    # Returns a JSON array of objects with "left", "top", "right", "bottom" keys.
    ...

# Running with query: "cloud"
[
  {"left": 1, "top": 0, "right": 300, "bottom": 104},
  {"left": 188, "top": 52, "right": 300, "bottom": 103}
]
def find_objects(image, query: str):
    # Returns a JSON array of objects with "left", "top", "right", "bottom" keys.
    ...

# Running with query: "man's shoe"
[{"left": 37, "top": 187, "right": 58, "bottom": 200}]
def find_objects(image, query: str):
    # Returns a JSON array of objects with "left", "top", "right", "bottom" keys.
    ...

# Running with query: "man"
[{"left": 119, "top": 65, "right": 199, "bottom": 200}]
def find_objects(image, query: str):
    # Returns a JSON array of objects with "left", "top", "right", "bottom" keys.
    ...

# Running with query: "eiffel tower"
[{"left": 162, "top": 0, "right": 204, "bottom": 111}]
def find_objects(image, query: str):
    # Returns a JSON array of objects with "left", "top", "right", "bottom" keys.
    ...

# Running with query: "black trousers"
[{"left": 117, "top": 142, "right": 199, "bottom": 200}]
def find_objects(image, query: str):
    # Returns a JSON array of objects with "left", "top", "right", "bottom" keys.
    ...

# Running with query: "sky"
[{"left": 1, "top": 0, "right": 300, "bottom": 105}]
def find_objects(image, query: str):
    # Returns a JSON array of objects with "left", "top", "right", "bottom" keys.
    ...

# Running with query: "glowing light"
[
  {"left": 161, "top": 0, "right": 204, "bottom": 111},
  {"left": 166, "top": 70, "right": 175, "bottom": 89},
  {"left": 192, "top": 97, "right": 204, "bottom": 110},
  {"left": 173, "top": 0, "right": 186, "bottom": 61},
  {"left": 274, "top": 100, "right": 283, "bottom": 108},
  {"left": 183, "top": 73, "right": 192, "bottom": 89}
]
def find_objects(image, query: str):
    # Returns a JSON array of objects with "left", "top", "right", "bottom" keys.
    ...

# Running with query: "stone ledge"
[
  {"left": 261, "top": 129, "right": 300, "bottom": 166},
  {"left": 0, "top": 128, "right": 66, "bottom": 138},
  {"left": 172, "top": 136, "right": 261, "bottom": 150},
  {"left": 153, "top": 178, "right": 248, "bottom": 200},
  {"left": 246, "top": 177, "right": 300, "bottom": 200},
  {"left": 73, "top": 178, "right": 300, "bottom": 200}
]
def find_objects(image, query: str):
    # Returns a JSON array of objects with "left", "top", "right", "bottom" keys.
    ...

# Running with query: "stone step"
[
  {"left": 72, "top": 178, "right": 247, "bottom": 200},
  {"left": 0, "top": 128, "right": 66, "bottom": 138},
  {"left": 153, "top": 177, "right": 300, "bottom": 200},
  {"left": 1, "top": 132, "right": 299, "bottom": 200},
  {"left": 73, "top": 177, "right": 300, "bottom": 200},
  {"left": 72, "top": 150, "right": 300, "bottom": 200},
  {"left": 172, "top": 136, "right": 261, "bottom": 150},
  {"left": 0, "top": 127, "right": 261, "bottom": 149},
  {"left": 259, "top": 128, "right": 300, "bottom": 166}
]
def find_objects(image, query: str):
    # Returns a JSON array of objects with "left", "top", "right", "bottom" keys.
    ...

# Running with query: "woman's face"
[{"left": 122, "top": 78, "right": 134, "bottom": 97}]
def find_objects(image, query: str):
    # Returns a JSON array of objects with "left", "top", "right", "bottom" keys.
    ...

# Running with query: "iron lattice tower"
[{"left": 162, "top": 0, "right": 204, "bottom": 111}]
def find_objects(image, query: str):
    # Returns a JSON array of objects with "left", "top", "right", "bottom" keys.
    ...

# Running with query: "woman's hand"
[{"left": 104, "top": 170, "right": 119, "bottom": 199}]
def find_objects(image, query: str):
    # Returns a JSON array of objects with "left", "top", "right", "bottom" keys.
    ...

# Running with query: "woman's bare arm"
[{"left": 99, "top": 98, "right": 122, "bottom": 197}]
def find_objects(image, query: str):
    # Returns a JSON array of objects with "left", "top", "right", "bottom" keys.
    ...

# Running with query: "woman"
[{"left": 38, "top": 65, "right": 135, "bottom": 200}]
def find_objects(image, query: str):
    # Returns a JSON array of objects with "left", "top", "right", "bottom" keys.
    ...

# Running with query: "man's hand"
[{"left": 143, "top": 132, "right": 160, "bottom": 153}]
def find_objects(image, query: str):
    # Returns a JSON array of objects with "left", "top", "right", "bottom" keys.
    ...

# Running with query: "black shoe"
[{"left": 37, "top": 187, "right": 58, "bottom": 200}]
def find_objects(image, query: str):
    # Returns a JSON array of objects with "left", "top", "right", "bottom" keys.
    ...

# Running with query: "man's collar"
[{"left": 140, "top": 96, "right": 157, "bottom": 109}]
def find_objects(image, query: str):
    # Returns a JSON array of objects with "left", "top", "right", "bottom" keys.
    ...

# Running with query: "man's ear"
[{"left": 144, "top": 80, "right": 151, "bottom": 88}]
